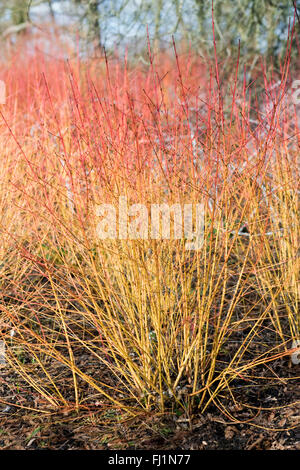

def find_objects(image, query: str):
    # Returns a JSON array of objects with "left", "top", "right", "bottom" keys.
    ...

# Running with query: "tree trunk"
[{"left": 87, "top": 0, "right": 101, "bottom": 50}]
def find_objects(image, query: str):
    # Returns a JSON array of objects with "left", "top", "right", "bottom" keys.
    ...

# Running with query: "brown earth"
[{"left": 0, "top": 359, "right": 299, "bottom": 450}]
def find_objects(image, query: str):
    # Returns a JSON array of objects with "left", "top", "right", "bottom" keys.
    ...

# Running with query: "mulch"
[{"left": 0, "top": 359, "right": 299, "bottom": 450}]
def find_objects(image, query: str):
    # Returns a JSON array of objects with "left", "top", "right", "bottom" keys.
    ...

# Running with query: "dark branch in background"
[
  {"left": 292, "top": 0, "right": 300, "bottom": 27},
  {"left": 48, "top": 0, "right": 55, "bottom": 20}
]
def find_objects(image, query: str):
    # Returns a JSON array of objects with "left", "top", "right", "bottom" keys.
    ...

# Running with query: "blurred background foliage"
[{"left": 0, "top": 1, "right": 298, "bottom": 59}]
